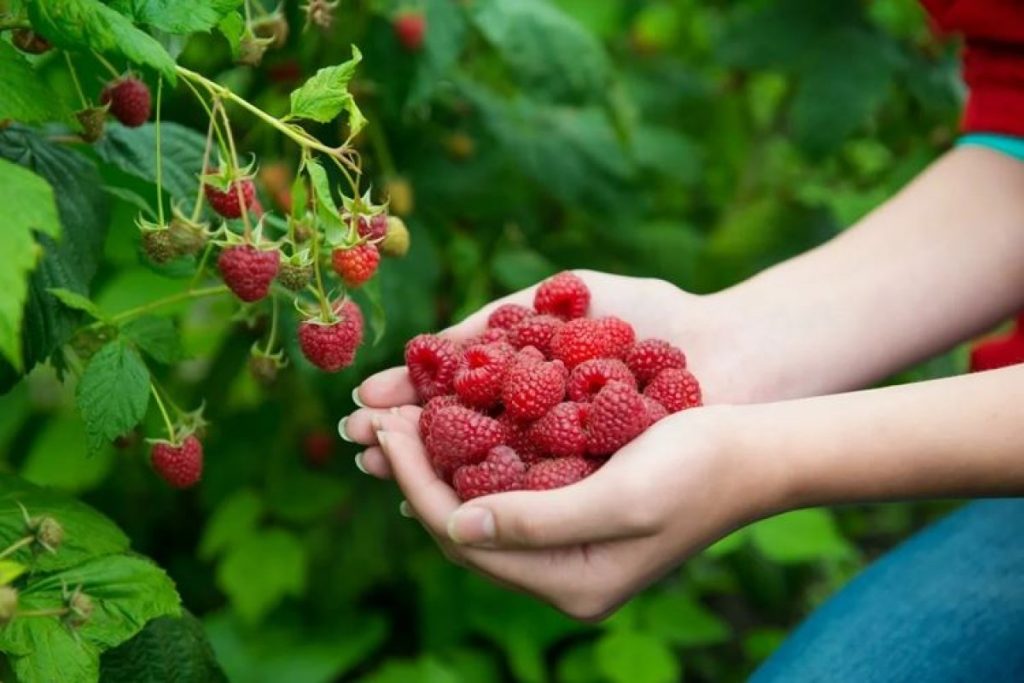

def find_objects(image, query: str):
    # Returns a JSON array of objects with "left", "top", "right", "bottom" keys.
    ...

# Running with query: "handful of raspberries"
[{"left": 404, "top": 272, "right": 703, "bottom": 501}]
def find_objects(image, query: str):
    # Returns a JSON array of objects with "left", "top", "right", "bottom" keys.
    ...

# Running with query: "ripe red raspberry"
[
  {"left": 488, "top": 303, "right": 533, "bottom": 330},
  {"left": 204, "top": 178, "right": 257, "bottom": 219},
  {"left": 514, "top": 346, "right": 546, "bottom": 366},
  {"left": 151, "top": 435, "right": 203, "bottom": 489},
  {"left": 425, "top": 406, "right": 507, "bottom": 474},
  {"left": 302, "top": 429, "right": 335, "bottom": 468},
  {"left": 453, "top": 343, "right": 513, "bottom": 408},
  {"left": 453, "top": 446, "right": 525, "bottom": 501},
  {"left": 498, "top": 413, "right": 545, "bottom": 465},
  {"left": 331, "top": 244, "right": 380, "bottom": 288},
  {"left": 597, "top": 316, "right": 636, "bottom": 358},
  {"left": 508, "top": 315, "right": 564, "bottom": 356},
  {"left": 529, "top": 402, "right": 589, "bottom": 458},
  {"left": 644, "top": 368, "right": 702, "bottom": 413},
  {"left": 502, "top": 359, "right": 567, "bottom": 421},
  {"left": 463, "top": 327, "right": 509, "bottom": 347},
  {"left": 405, "top": 334, "right": 460, "bottom": 401},
  {"left": 100, "top": 77, "right": 151, "bottom": 127},
  {"left": 550, "top": 318, "right": 610, "bottom": 369},
  {"left": 534, "top": 271, "right": 590, "bottom": 320},
  {"left": 217, "top": 245, "right": 280, "bottom": 302},
  {"left": 643, "top": 395, "right": 669, "bottom": 424},
  {"left": 355, "top": 213, "right": 389, "bottom": 241},
  {"left": 524, "top": 458, "right": 591, "bottom": 491},
  {"left": 586, "top": 381, "right": 648, "bottom": 456},
  {"left": 419, "top": 395, "right": 462, "bottom": 440},
  {"left": 393, "top": 11, "right": 426, "bottom": 51},
  {"left": 567, "top": 358, "right": 637, "bottom": 402},
  {"left": 298, "top": 302, "right": 365, "bottom": 372},
  {"left": 626, "top": 339, "right": 687, "bottom": 385}
]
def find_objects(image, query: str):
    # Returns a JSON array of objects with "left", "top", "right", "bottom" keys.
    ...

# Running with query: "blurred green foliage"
[{"left": 0, "top": 0, "right": 969, "bottom": 680}]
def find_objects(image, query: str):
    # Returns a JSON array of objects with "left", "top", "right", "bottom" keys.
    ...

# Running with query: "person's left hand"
[{"left": 353, "top": 403, "right": 784, "bottom": 621}]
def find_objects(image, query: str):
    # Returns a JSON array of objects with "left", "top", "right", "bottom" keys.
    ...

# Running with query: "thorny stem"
[
  {"left": 0, "top": 536, "right": 34, "bottom": 562},
  {"left": 64, "top": 53, "right": 89, "bottom": 109},
  {"left": 87, "top": 285, "right": 229, "bottom": 330},
  {"left": 150, "top": 383, "right": 177, "bottom": 444},
  {"left": 155, "top": 77, "right": 166, "bottom": 225}
]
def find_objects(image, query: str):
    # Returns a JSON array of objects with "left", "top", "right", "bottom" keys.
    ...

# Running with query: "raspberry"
[
  {"left": 217, "top": 245, "right": 280, "bottom": 302},
  {"left": 355, "top": 213, "right": 389, "bottom": 241},
  {"left": 167, "top": 216, "right": 208, "bottom": 256},
  {"left": 644, "top": 368, "right": 702, "bottom": 413},
  {"left": 567, "top": 358, "right": 636, "bottom": 402},
  {"left": 550, "top": 318, "right": 610, "bottom": 369},
  {"left": 151, "top": 435, "right": 204, "bottom": 489},
  {"left": 419, "top": 395, "right": 463, "bottom": 440},
  {"left": 524, "top": 458, "right": 591, "bottom": 491},
  {"left": 508, "top": 315, "right": 564, "bottom": 356},
  {"left": 205, "top": 178, "right": 257, "bottom": 219},
  {"left": 488, "top": 303, "right": 533, "bottom": 330},
  {"left": 141, "top": 228, "right": 176, "bottom": 264},
  {"left": 331, "top": 243, "right": 380, "bottom": 287},
  {"left": 586, "top": 381, "right": 648, "bottom": 456},
  {"left": 463, "top": 327, "right": 509, "bottom": 347},
  {"left": 597, "top": 316, "right": 636, "bottom": 358},
  {"left": 405, "top": 334, "right": 460, "bottom": 401},
  {"left": 303, "top": 429, "right": 335, "bottom": 468},
  {"left": 501, "top": 359, "right": 567, "bottom": 421},
  {"left": 277, "top": 260, "right": 313, "bottom": 291},
  {"left": 498, "top": 413, "right": 546, "bottom": 464},
  {"left": 643, "top": 395, "right": 670, "bottom": 424},
  {"left": 626, "top": 339, "right": 687, "bottom": 385},
  {"left": 534, "top": 271, "right": 590, "bottom": 320},
  {"left": 76, "top": 106, "right": 107, "bottom": 143},
  {"left": 100, "top": 77, "right": 151, "bottom": 128},
  {"left": 529, "top": 402, "right": 589, "bottom": 458},
  {"left": 298, "top": 301, "right": 364, "bottom": 372},
  {"left": 393, "top": 11, "right": 426, "bottom": 51},
  {"left": 453, "top": 446, "right": 525, "bottom": 501},
  {"left": 12, "top": 29, "right": 51, "bottom": 54},
  {"left": 425, "top": 406, "right": 507, "bottom": 474},
  {"left": 380, "top": 216, "right": 410, "bottom": 258},
  {"left": 453, "top": 343, "right": 513, "bottom": 408},
  {"left": 514, "top": 346, "right": 546, "bottom": 366}
]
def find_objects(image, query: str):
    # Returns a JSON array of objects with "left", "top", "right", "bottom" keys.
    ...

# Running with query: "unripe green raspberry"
[
  {"left": 0, "top": 587, "right": 18, "bottom": 626},
  {"left": 380, "top": 216, "right": 410, "bottom": 258}
]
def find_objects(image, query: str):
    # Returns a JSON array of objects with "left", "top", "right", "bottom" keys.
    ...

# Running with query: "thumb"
[{"left": 446, "top": 468, "right": 659, "bottom": 549}]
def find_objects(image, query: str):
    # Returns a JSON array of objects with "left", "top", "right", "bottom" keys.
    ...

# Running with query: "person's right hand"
[{"left": 342, "top": 270, "right": 753, "bottom": 478}]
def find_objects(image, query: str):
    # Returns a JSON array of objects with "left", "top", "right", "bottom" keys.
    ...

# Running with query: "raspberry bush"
[{"left": 0, "top": 0, "right": 967, "bottom": 681}]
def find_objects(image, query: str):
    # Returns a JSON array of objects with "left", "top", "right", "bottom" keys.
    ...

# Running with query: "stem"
[
  {"left": 192, "top": 113, "right": 217, "bottom": 222},
  {"left": 87, "top": 285, "right": 229, "bottom": 329},
  {"left": 155, "top": 77, "right": 166, "bottom": 225},
  {"left": 150, "top": 383, "right": 177, "bottom": 444},
  {"left": 215, "top": 100, "right": 253, "bottom": 241},
  {"left": 180, "top": 77, "right": 230, "bottom": 162},
  {"left": 264, "top": 296, "right": 279, "bottom": 354},
  {"left": 0, "top": 536, "right": 34, "bottom": 561},
  {"left": 329, "top": 154, "right": 362, "bottom": 206},
  {"left": 17, "top": 608, "right": 70, "bottom": 619},
  {"left": 366, "top": 119, "right": 397, "bottom": 178},
  {"left": 64, "top": 53, "right": 89, "bottom": 109},
  {"left": 91, "top": 51, "right": 121, "bottom": 79},
  {"left": 189, "top": 242, "right": 215, "bottom": 289},
  {"left": 243, "top": 0, "right": 253, "bottom": 25},
  {"left": 303, "top": 156, "right": 334, "bottom": 321},
  {"left": 0, "top": 18, "right": 31, "bottom": 31}
]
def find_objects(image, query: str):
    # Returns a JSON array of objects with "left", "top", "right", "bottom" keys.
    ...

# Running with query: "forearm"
[
  {"left": 738, "top": 365, "right": 1024, "bottom": 511},
  {"left": 709, "top": 145, "right": 1024, "bottom": 402}
]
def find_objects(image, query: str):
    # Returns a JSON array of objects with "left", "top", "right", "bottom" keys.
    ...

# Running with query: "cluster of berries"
[{"left": 403, "top": 272, "right": 702, "bottom": 501}]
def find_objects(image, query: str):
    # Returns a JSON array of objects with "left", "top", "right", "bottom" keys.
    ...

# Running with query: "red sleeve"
[{"left": 920, "top": 0, "right": 1024, "bottom": 136}]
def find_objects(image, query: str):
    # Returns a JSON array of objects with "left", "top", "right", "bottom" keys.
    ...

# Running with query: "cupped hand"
[{"left": 361, "top": 403, "right": 782, "bottom": 620}]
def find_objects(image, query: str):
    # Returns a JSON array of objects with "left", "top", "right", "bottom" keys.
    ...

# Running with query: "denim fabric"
[
  {"left": 958, "top": 134, "right": 1024, "bottom": 162},
  {"left": 750, "top": 500, "right": 1024, "bottom": 683}
]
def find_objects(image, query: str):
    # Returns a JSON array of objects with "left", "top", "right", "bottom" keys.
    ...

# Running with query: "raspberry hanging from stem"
[{"left": 150, "top": 383, "right": 177, "bottom": 445}]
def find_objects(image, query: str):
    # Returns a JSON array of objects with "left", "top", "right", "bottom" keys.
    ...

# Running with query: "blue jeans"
[{"left": 751, "top": 500, "right": 1024, "bottom": 682}]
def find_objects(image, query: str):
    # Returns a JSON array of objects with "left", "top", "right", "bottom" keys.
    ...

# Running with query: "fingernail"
[
  {"left": 399, "top": 500, "right": 413, "bottom": 518},
  {"left": 338, "top": 417, "right": 354, "bottom": 443},
  {"left": 354, "top": 452, "right": 369, "bottom": 474},
  {"left": 351, "top": 387, "right": 366, "bottom": 408},
  {"left": 447, "top": 506, "right": 495, "bottom": 545}
]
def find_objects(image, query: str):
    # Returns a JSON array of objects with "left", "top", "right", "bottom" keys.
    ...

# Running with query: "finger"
[
  {"left": 355, "top": 447, "right": 392, "bottom": 479},
  {"left": 355, "top": 367, "right": 420, "bottom": 408},
  {"left": 446, "top": 460, "right": 658, "bottom": 549},
  {"left": 340, "top": 406, "right": 422, "bottom": 445},
  {"left": 375, "top": 429, "right": 461, "bottom": 535}
]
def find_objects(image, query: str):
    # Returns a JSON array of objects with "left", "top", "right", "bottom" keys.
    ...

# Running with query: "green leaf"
[
  {"left": 217, "top": 11, "right": 244, "bottom": 58},
  {"left": 0, "top": 555, "right": 180, "bottom": 682},
  {"left": 21, "top": 413, "right": 115, "bottom": 493},
  {"left": 470, "top": 0, "right": 611, "bottom": 102},
  {"left": 640, "top": 593, "right": 730, "bottom": 647},
  {"left": 0, "top": 559, "right": 27, "bottom": 585},
  {"left": 216, "top": 528, "right": 306, "bottom": 624},
  {"left": 0, "top": 157, "right": 61, "bottom": 371},
  {"left": 288, "top": 47, "right": 366, "bottom": 134},
  {"left": 594, "top": 630, "right": 681, "bottom": 683},
  {"left": 359, "top": 280, "right": 387, "bottom": 346},
  {"left": 110, "top": 0, "right": 243, "bottom": 35},
  {"left": 94, "top": 122, "right": 208, "bottom": 206},
  {"left": 750, "top": 509, "right": 855, "bottom": 564},
  {"left": 101, "top": 613, "right": 228, "bottom": 683},
  {"left": 121, "top": 316, "right": 181, "bottom": 364},
  {"left": 47, "top": 288, "right": 107, "bottom": 322},
  {"left": 198, "top": 489, "right": 264, "bottom": 561},
  {"left": 75, "top": 340, "right": 151, "bottom": 456},
  {"left": 0, "top": 473, "right": 130, "bottom": 572},
  {"left": 360, "top": 656, "right": 461, "bottom": 683},
  {"left": 26, "top": 0, "right": 177, "bottom": 81},
  {"left": 0, "top": 42, "right": 69, "bottom": 124},
  {"left": 491, "top": 248, "right": 557, "bottom": 291},
  {"left": 407, "top": 0, "right": 470, "bottom": 107}
]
